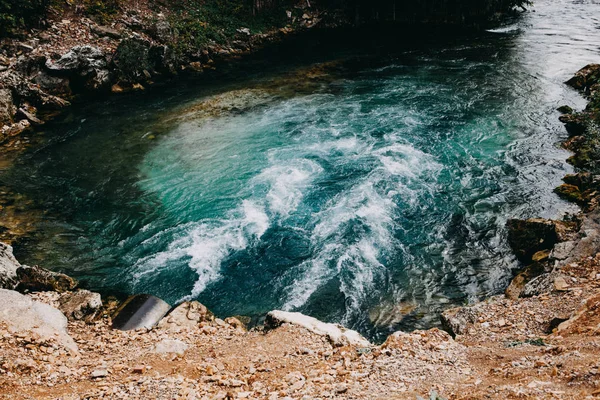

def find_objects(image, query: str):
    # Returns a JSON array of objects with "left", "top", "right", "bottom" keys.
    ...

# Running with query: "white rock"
[
  {"left": 265, "top": 310, "right": 371, "bottom": 347},
  {"left": 152, "top": 339, "right": 189, "bottom": 355},
  {"left": 0, "top": 289, "right": 78, "bottom": 352},
  {"left": 0, "top": 243, "right": 20, "bottom": 289}
]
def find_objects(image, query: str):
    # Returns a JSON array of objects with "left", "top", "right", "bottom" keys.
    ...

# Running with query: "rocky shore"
[
  {"left": 0, "top": 65, "right": 600, "bottom": 399},
  {"left": 2, "top": 4, "right": 600, "bottom": 399},
  {"left": 0, "top": 0, "right": 333, "bottom": 162}
]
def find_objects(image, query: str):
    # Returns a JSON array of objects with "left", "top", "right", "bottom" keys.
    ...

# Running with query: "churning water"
[{"left": 4, "top": 0, "right": 600, "bottom": 341}]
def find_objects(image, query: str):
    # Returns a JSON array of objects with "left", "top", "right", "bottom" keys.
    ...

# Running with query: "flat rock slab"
[
  {"left": 0, "top": 288, "right": 77, "bottom": 352},
  {"left": 111, "top": 294, "right": 171, "bottom": 331}
]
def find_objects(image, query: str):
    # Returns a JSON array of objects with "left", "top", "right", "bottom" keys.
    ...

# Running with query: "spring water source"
[{"left": 3, "top": 0, "right": 600, "bottom": 341}]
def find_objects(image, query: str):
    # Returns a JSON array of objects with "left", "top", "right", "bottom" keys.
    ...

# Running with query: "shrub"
[{"left": 0, "top": 0, "right": 51, "bottom": 37}]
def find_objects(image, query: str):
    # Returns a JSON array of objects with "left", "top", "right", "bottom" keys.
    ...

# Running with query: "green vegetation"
[
  {"left": 0, "top": 0, "right": 51, "bottom": 37},
  {"left": 164, "top": 0, "right": 291, "bottom": 57},
  {"left": 83, "top": 0, "right": 121, "bottom": 24}
]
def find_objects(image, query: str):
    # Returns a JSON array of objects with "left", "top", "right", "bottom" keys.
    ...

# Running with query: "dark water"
[{"left": 3, "top": 0, "right": 599, "bottom": 341}]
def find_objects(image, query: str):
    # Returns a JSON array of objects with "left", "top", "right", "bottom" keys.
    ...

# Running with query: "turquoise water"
[{"left": 4, "top": 0, "right": 600, "bottom": 340}]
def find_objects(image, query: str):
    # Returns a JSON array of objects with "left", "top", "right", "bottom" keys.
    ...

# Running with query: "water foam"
[{"left": 132, "top": 200, "right": 269, "bottom": 299}]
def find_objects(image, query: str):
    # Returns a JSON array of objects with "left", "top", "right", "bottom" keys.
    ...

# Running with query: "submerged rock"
[
  {"left": 265, "top": 310, "right": 371, "bottom": 347},
  {"left": 15, "top": 265, "right": 77, "bottom": 293},
  {"left": 111, "top": 294, "right": 171, "bottom": 331},
  {"left": 0, "top": 288, "right": 77, "bottom": 352}
]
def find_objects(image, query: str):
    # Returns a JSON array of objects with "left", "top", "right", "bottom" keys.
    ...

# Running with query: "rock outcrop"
[
  {"left": 15, "top": 265, "right": 77, "bottom": 293},
  {"left": 0, "top": 288, "right": 77, "bottom": 353}
]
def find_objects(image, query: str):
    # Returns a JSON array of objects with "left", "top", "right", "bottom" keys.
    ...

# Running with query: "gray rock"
[
  {"left": 112, "top": 38, "right": 151, "bottom": 82},
  {"left": 45, "top": 46, "right": 111, "bottom": 91},
  {"left": 521, "top": 272, "right": 555, "bottom": 297},
  {"left": 0, "top": 242, "right": 19, "bottom": 289},
  {"left": 550, "top": 240, "right": 576, "bottom": 261},
  {"left": 58, "top": 289, "right": 102, "bottom": 321},
  {"left": 33, "top": 71, "right": 71, "bottom": 97},
  {"left": 150, "top": 20, "right": 174, "bottom": 43},
  {"left": 0, "top": 88, "right": 15, "bottom": 126},
  {"left": 0, "top": 289, "right": 78, "bottom": 352},
  {"left": 0, "top": 70, "right": 70, "bottom": 110},
  {"left": 440, "top": 304, "right": 483, "bottom": 336},
  {"left": 91, "top": 25, "right": 122, "bottom": 39},
  {"left": 91, "top": 369, "right": 108, "bottom": 378},
  {"left": 152, "top": 339, "right": 189, "bottom": 355},
  {"left": 111, "top": 294, "right": 171, "bottom": 331},
  {"left": 46, "top": 45, "right": 107, "bottom": 73}
]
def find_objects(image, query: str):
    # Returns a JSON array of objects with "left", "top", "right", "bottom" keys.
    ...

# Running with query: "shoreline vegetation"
[{"left": 3, "top": 1, "right": 600, "bottom": 399}]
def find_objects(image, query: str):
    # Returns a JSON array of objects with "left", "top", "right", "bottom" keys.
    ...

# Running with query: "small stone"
[
  {"left": 553, "top": 276, "right": 570, "bottom": 291},
  {"left": 91, "top": 369, "right": 108, "bottom": 378},
  {"left": 132, "top": 366, "right": 145, "bottom": 374},
  {"left": 334, "top": 383, "right": 348, "bottom": 394}
]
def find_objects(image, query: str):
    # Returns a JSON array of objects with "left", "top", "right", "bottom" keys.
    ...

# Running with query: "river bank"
[
  {"left": 0, "top": 0, "right": 338, "bottom": 165},
  {"left": 1, "top": 61, "right": 600, "bottom": 398}
]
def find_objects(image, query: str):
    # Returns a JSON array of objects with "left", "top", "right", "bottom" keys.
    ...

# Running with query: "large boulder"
[
  {"left": 0, "top": 242, "right": 19, "bottom": 289},
  {"left": 112, "top": 38, "right": 151, "bottom": 82},
  {"left": 45, "top": 46, "right": 111, "bottom": 91},
  {"left": 0, "top": 88, "right": 15, "bottom": 126},
  {"left": 152, "top": 339, "right": 189, "bottom": 356},
  {"left": 33, "top": 71, "right": 71, "bottom": 97},
  {"left": 0, "top": 289, "right": 78, "bottom": 352},
  {"left": 265, "top": 310, "right": 371, "bottom": 347},
  {"left": 506, "top": 218, "right": 558, "bottom": 263},
  {"left": 111, "top": 294, "right": 171, "bottom": 331},
  {"left": 46, "top": 45, "right": 107, "bottom": 74},
  {"left": 16, "top": 265, "right": 78, "bottom": 293}
]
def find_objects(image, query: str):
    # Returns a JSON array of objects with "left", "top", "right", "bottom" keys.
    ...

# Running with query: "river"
[{"left": 3, "top": 0, "right": 599, "bottom": 341}]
